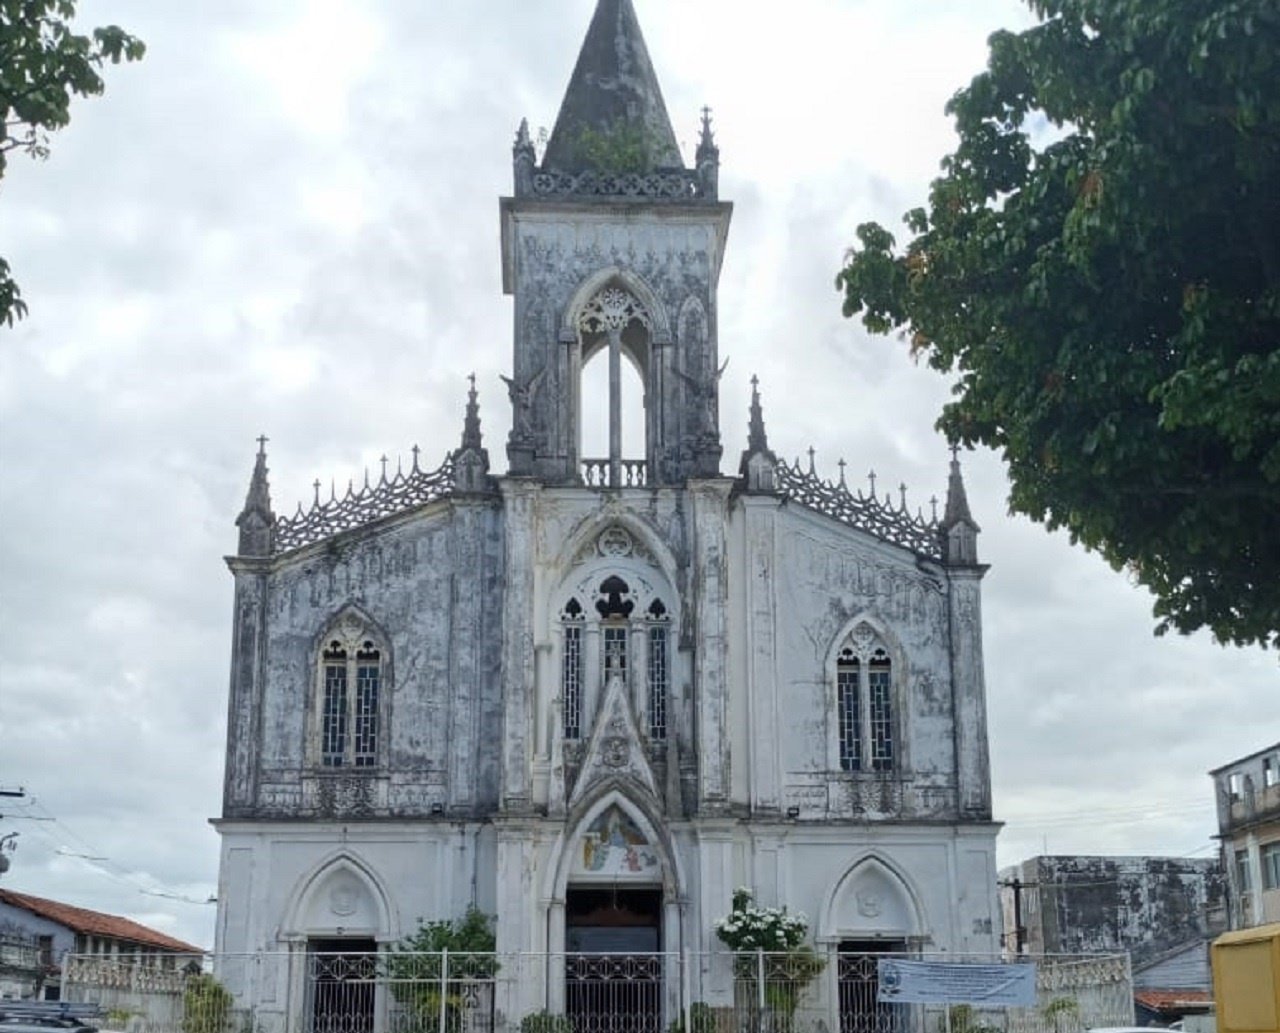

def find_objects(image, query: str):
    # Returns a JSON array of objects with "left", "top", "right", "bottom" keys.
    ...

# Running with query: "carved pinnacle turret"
[
  {"left": 696, "top": 106, "right": 720, "bottom": 200},
  {"left": 453, "top": 373, "right": 492, "bottom": 493},
  {"left": 739, "top": 376, "right": 778, "bottom": 492},
  {"left": 941, "top": 447, "right": 981, "bottom": 566},
  {"left": 512, "top": 118, "right": 537, "bottom": 195},
  {"left": 235, "top": 436, "right": 275, "bottom": 557}
]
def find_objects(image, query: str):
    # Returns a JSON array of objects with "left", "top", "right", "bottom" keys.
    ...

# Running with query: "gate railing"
[{"left": 59, "top": 950, "right": 1133, "bottom": 1033}]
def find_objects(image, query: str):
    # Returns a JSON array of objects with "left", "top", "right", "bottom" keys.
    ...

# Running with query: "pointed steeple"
[
  {"left": 941, "top": 446, "right": 981, "bottom": 565},
  {"left": 542, "top": 0, "right": 683, "bottom": 172},
  {"left": 453, "top": 374, "right": 492, "bottom": 493},
  {"left": 236, "top": 436, "right": 275, "bottom": 557},
  {"left": 739, "top": 376, "right": 779, "bottom": 492}
]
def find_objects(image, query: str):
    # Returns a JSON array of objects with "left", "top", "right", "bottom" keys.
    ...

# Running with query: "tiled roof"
[
  {"left": 1135, "top": 990, "right": 1214, "bottom": 1011},
  {"left": 0, "top": 889, "right": 204, "bottom": 954}
]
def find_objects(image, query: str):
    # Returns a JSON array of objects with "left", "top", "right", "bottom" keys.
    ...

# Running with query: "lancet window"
[
  {"left": 562, "top": 598, "right": 585, "bottom": 740},
  {"left": 646, "top": 600, "right": 669, "bottom": 742},
  {"left": 315, "top": 613, "right": 387, "bottom": 769},
  {"left": 833, "top": 623, "right": 896, "bottom": 774}
]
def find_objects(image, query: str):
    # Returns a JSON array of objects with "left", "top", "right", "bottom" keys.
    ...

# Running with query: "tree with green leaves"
[
  {"left": 837, "top": 0, "right": 1279, "bottom": 648},
  {"left": 1, "top": 0, "right": 144, "bottom": 326}
]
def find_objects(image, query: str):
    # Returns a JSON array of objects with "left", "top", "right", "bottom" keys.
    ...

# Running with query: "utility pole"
[
  {"left": 0, "top": 786, "right": 26, "bottom": 876},
  {"left": 998, "top": 876, "right": 1039, "bottom": 955}
]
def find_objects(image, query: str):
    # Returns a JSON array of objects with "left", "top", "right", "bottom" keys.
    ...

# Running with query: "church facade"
[{"left": 213, "top": 0, "right": 1001, "bottom": 1025}]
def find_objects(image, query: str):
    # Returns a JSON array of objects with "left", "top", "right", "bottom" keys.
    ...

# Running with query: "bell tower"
[{"left": 500, "top": 0, "right": 732, "bottom": 487}]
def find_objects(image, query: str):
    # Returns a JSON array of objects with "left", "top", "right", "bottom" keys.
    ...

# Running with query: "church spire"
[
  {"left": 542, "top": 0, "right": 682, "bottom": 172},
  {"left": 453, "top": 373, "right": 492, "bottom": 493},
  {"left": 236, "top": 436, "right": 275, "bottom": 557},
  {"left": 941, "top": 446, "right": 981, "bottom": 565}
]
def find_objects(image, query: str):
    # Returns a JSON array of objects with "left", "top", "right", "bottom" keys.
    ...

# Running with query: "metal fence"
[{"left": 61, "top": 950, "right": 1132, "bottom": 1033}]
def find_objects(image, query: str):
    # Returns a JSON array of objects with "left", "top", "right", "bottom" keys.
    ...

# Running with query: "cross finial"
[
  {"left": 468, "top": 371, "right": 477, "bottom": 391},
  {"left": 750, "top": 374, "right": 759, "bottom": 389},
  {"left": 256, "top": 434, "right": 268, "bottom": 456}
]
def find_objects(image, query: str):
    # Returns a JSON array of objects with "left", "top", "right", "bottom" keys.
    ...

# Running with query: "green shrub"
[
  {"left": 520, "top": 1011, "right": 574, "bottom": 1033},
  {"left": 181, "top": 973, "right": 232, "bottom": 1033},
  {"left": 668, "top": 1002, "right": 717, "bottom": 1033}
]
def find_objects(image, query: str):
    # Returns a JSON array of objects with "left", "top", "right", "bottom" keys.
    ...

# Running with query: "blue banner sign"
[{"left": 877, "top": 959, "right": 1038, "bottom": 1006}]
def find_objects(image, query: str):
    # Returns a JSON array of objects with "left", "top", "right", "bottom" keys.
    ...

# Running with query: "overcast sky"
[{"left": 1, "top": 0, "right": 1275, "bottom": 951}]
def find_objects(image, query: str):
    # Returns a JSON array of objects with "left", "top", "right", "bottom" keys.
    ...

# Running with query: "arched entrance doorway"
[{"left": 559, "top": 803, "right": 672, "bottom": 1032}]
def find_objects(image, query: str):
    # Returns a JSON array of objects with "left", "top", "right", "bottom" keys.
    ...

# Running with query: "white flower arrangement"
[{"left": 714, "top": 887, "right": 810, "bottom": 952}]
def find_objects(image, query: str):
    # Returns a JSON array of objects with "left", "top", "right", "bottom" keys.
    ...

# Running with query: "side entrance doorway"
[
  {"left": 565, "top": 886, "right": 663, "bottom": 1033},
  {"left": 306, "top": 938, "right": 377, "bottom": 1033},
  {"left": 837, "top": 941, "right": 908, "bottom": 1033}
]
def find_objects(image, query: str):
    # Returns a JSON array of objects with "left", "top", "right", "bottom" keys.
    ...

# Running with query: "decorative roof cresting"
[{"left": 239, "top": 379, "right": 498, "bottom": 557}]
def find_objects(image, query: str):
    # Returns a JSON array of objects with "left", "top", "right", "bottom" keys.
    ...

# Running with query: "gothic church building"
[{"left": 214, "top": 0, "right": 1001, "bottom": 1023}]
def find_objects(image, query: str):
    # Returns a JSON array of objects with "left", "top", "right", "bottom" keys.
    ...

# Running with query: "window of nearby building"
[
  {"left": 833, "top": 622, "right": 897, "bottom": 774},
  {"left": 37, "top": 935, "right": 52, "bottom": 968},
  {"left": 314, "top": 611, "right": 387, "bottom": 769},
  {"left": 1236, "top": 849, "right": 1252, "bottom": 892},
  {"left": 1265, "top": 756, "right": 1278, "bottom": 789},
  {"left": 1262, "top": 843, "right": 1280, "bottom": 891},
  {"left": 1229, "top": 772, "right": 1243, "bottom": 801}
]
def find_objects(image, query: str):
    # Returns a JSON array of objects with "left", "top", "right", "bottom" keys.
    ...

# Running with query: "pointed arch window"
[
  {"left": 314, "top": 614, "right": 387, "bottom": 769},
  {"left": 557, "top": 546, "right": 674, "bottom": 748},
  {"left": 834, "top": 625, "right": 896, "bottom": 774}
]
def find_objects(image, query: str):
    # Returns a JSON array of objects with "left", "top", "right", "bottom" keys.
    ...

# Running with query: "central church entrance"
[{"left": 566, "top": 886, "right": 663, "bottom": 1032}]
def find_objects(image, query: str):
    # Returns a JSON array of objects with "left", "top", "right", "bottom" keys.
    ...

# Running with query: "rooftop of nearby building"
[
  {"left": 0, "top": 889, "right": 203, "bottom": 954},
  {"left": 1209, "top": 741, "right": 1280, "bottom": 776},
  {"left": 1134, "top": 989, "right": 1213, "bottom": 1011}
]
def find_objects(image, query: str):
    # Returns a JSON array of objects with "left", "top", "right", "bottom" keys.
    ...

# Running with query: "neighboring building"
[
  {"left": 1212, "top": 742, "right": 1280, "bottom": 928},
  {"left": 213, "top": 0, "right": 1001, "bottom": 1028},
  {"left": 998, "top": 855, "right": 1225, "bottom": 963},
  {"left": 0, "top": 889, "right": 202, "bottom": 1000},
  {"left": 1131, "top": 940, "right": 1214, "bottom": 1026},
  {"left": 0, "top": 928, "right": 40, "bottom": 1000}
]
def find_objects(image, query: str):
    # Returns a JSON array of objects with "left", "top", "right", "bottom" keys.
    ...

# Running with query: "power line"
[{"left": 14, "top": 792, "right": 215, "bottom": 907}]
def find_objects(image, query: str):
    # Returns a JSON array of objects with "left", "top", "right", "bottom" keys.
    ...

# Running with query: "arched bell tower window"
[
  {"left": 577, "top": 286, "right": 653, "bottom": 487},
  {"left": 833, "top": 623, "right": 896, "bottom": 774},
  {"left": 315, "top": 612, "right": 388, "bottom": 769}
]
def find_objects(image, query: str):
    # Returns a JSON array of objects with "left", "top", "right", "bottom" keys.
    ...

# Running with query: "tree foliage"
[
  {"left": 383, "top": 908, "right": 498, "bottom": 1032},
  {"left": 1, "top": 0, "right": 144, "bottom": 325},
  {"left": 837, "top": 0, "right": 1280, "bottom": 647}
]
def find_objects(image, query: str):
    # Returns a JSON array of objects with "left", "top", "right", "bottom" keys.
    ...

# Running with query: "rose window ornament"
[{"left": 578, "top": 287, "right": 651, "bottom": 335}]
